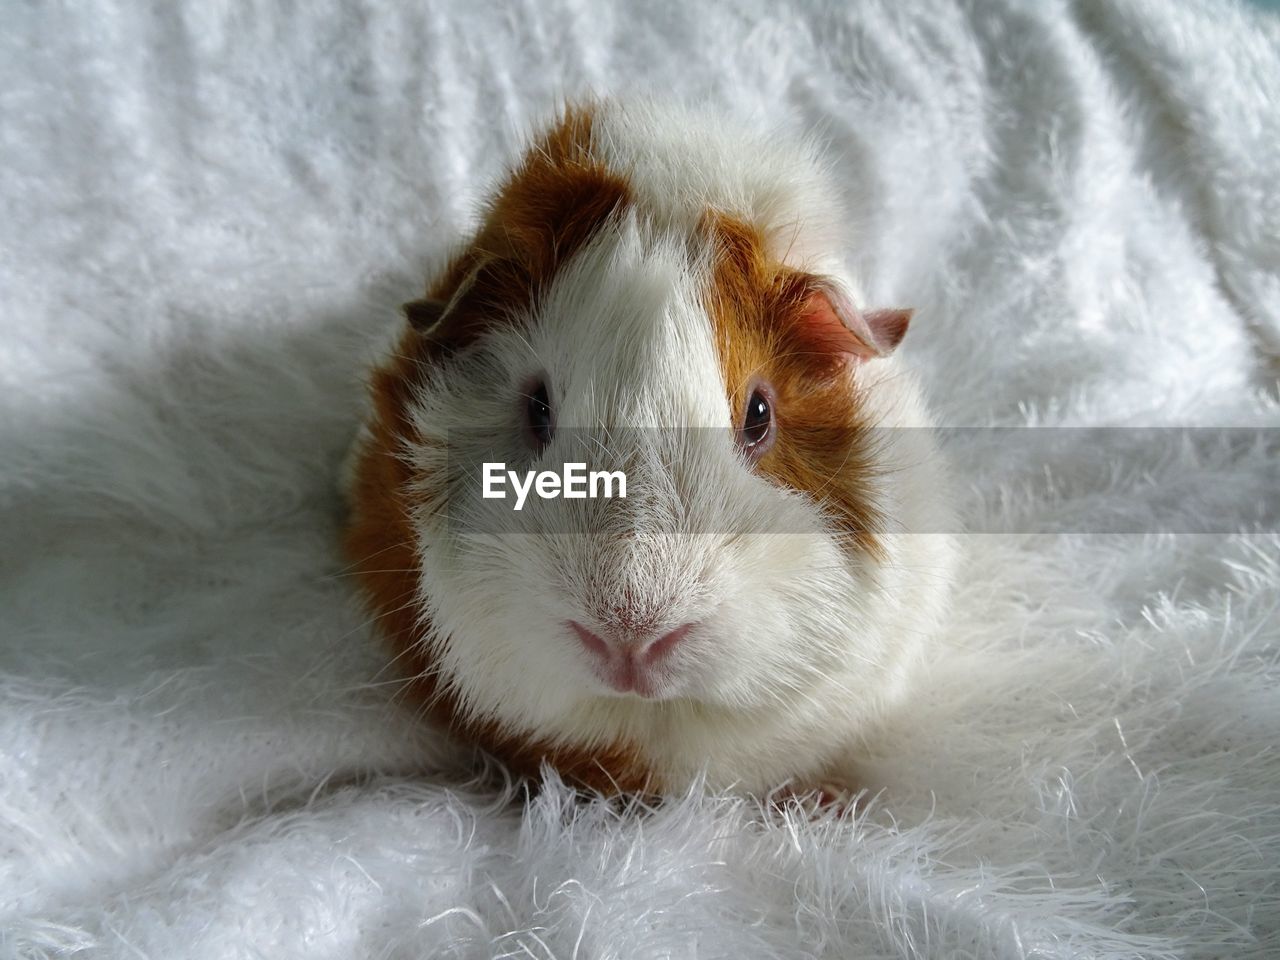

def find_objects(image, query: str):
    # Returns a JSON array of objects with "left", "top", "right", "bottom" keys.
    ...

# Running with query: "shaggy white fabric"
[{"left": 2, "top": 0, "right": 1278, "bottom": 956}]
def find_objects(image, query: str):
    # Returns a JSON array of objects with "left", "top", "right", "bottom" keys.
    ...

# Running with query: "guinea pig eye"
[
  {"left": 737, "top": 384, "right": 775, "bottom": 461},
  {"left": 525, "top": 380, "right": 554, "bottom": 450}
]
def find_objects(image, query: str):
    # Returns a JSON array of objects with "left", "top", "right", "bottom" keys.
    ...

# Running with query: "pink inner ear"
[
  {"left": 795, "top": 286, "right": 912, "bottom": 363},
  {"left": 863, "top": 308, "right": 912, "bottom": 354},
  {"left": 796, "top": 291, "right": 877, "bottom": 361}
]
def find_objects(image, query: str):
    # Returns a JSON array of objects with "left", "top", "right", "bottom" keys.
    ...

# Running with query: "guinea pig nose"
[
  {"left": 568, "top": 620, "right": 699, "bottom": 698},
  {"left": 568, "top": 621, "right": 611, "bottom": 659},
  {"left": 567, "top": 620, "right": 695, "bottom": 662},
  {"left": 640, "top": 623, "right": 695, "bottom": 666}
]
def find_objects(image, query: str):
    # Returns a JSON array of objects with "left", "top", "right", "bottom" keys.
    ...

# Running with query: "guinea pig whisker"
[
  {"left": 289, "top": 586, "right": 422, "bottom": 692},
  {"left": 772, "top": 663, "right": 880, "bottom": 713},
  {"left": 324, "top": 567, "right": 423, "bottom": 579},
  {"left": 585, "top": 432, "right": 615, "bottom": 462},
  {"left": 322, "top": 539, "right": 417, "bottom": 580},
  {"left": 808, "top": 442, "right": 863, "bottom": 506},
  {"left": 367, "top": 623, "right": 441, "bottom": 683},
  {"left": 327, "top": 675, "right": 420, "bottom": 701},
  {"left": 386, "top": 351, "right": 436, "bottom": 373}
]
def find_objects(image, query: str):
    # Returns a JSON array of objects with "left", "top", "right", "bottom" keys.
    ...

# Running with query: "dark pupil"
[
  {"left": 527, "top": 382, "right": 553, "bottom": 447},
  {"left": 742, "top": 390, "right": 771, "bottom": 446}
]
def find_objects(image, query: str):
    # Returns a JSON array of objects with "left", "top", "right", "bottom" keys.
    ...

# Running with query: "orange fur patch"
[
  {"left": 408, "top": 104, "right": 631, "bottom": 355},
  {"left": 345, "top": 106, "right": 657, "bottom": 795},
  {"left": 702, "top": 213, "right": 885, "bottom": 559}
]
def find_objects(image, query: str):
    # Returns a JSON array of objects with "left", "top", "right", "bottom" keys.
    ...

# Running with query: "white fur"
[
  {"left": 3, "top": 0, "right": 1280, "bottom": 956},
  {"left": 592, "top": 101, "right": 860, "bottom": 287}
]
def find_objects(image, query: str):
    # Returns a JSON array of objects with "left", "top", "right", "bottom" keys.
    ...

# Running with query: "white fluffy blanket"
[{"left": 3, "top": 0, "right": 1279, "bottom": 956}]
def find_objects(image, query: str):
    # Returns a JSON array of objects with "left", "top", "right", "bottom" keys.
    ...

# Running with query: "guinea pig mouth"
[{"left": 567, "top": 621, "right": 695, "bottom": 699}]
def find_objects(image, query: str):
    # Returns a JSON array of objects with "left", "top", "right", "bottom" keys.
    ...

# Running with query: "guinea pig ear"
[
  {"left": 401, "top": 254, "right": 491, "bottom": 336},
  {"left": 402, "top": 298, "right": 448, "bottom": 332},
  {"left": 797, "top": 279, "right": 912, "bottom": 361}
]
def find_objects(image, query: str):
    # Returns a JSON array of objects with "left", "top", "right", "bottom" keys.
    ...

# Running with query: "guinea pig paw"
[{"left": 769, "top": 780, "right": 861, "bottom": 820}]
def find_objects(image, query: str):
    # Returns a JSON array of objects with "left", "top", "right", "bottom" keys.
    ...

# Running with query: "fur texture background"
[{"left": 2, "top": 0, "right": 1278, "bottom": 956}]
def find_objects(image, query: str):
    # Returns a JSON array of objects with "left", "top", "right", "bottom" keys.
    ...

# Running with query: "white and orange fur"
[{"left": 343, "top": 100, "right": 956, "bottom": 796}]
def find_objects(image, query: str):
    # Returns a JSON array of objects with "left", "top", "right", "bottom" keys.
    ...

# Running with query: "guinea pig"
[{"left": 342, "top": 100, "right": 956, "bottom": 798}]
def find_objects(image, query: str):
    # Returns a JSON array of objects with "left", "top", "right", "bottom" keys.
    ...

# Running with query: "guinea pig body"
[{"left": 344, "top": 100, "right": 955, "bottom": 796}]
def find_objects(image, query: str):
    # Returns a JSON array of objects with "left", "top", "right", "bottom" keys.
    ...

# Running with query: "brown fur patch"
[
  {"left": 406, "top": 104, "right": 630, "bottom": 354},
  {"left": 345, "top": 105, "right": 657, "bottom": 795},
  {"left": 702, "top": 213, "right": 885, "bottom": 558}
]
